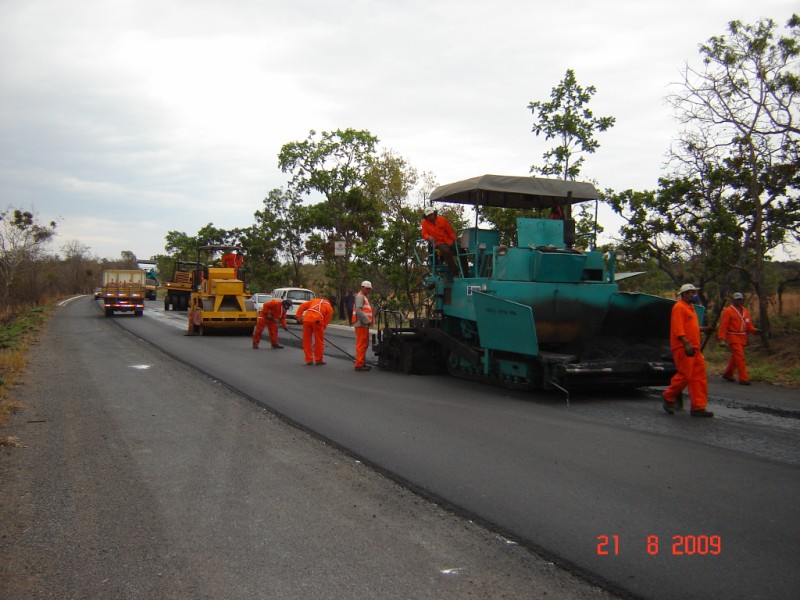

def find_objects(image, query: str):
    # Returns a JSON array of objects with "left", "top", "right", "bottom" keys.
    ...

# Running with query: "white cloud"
[{"left": 1, "top": 0, "right": 796, "bottom": 259}]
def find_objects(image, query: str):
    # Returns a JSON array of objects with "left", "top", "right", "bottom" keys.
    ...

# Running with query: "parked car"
[
  {"left": 270, "top": 287, "right": 315, "bottom": 321},
  {"left": 251, "top": 293, "right": 273, "bottom": 312},
  {"left": 94, "top": 287, "right": 102, "bottom": 299}
]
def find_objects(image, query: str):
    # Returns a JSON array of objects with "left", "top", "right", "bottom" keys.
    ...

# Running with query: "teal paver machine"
[{"left": 374, "top": 175, "right": 685, "bottom": 393}]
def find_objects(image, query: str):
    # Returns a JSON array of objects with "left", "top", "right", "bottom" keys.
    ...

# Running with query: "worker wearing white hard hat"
[
  {"left": 718, "top": 291, "right": 758, "bottom": 385},
  {"left": 352, "top": 281, "right": 374, "bottom": 371},
  {"left": 663, "top": 284, "right": 714, "bottom": 417}
]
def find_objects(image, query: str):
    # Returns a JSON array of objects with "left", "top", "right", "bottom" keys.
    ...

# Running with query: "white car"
[
  {"left": 251, "top": 293, "right": 273, "bottom": 312},
  {"left": 270, "top": 287, "right": 315, "bottom": 321}
]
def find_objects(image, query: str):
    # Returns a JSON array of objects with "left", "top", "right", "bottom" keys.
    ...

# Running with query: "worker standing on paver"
[
  {"left": 663, "top": 283, "right": 714, "bottom": 418},
  {"left": 718, "top": 292, "right": 758, "bottom": 386},
  {"left": 253, "top": 299, "right": 292, "bottom": 349},
  {"left": 295, "top": 298, "right": 333, "bottom": 365},
  {"left": 421, "top": 206, "right": 459, "bottom": 275},
  {"left": 352, "top": 280, "right": 374, "bottom": 372}
]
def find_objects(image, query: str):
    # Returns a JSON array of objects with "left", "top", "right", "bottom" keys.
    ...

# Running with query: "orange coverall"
[
  {"left": 295, "top": 298, "right": 333, "bottom": 364},
  {"left": 252, "top": 299, "right": 287, "bottom": 348},
  {"left": 421, "top": 214, "right": 458, "bottom": 273},
  {"left": 351, "top": 291, "right": 373, "bottom": 369},
  {"left": 718, "top": 304, "right": 756, "bottom": 383},
  {"left": 421, "top": 214, "right": 456, "bottom": 246},
  {"left": 663, "top": 299, "right": 708, "bottom": 411},
  {"left": 221, "top": 252, "right": 243, "bottom": 277}
]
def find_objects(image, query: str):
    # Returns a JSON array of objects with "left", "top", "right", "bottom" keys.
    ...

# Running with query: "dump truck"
[
  {"left": 144, "top": 269, "right": 158, "bottom": 300},
  {"left": 137, "top": 260, "right": 159, "bottom": 300},
  {"left": 164, "top": 260, "right": 201, "bottom": 311},
  {"left": 187, "top": 246, "right": 258, "bottom": 334},
  {"left": 101, "top": 269, "right": 146, "bottom": 317}
]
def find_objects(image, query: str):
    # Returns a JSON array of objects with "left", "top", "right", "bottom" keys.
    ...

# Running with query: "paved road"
[
  {"left": 142, "top": 300, "right": 800, "bottom": 600},
  {"left": 1, "top": 297, "right": 613, "bottom": 600},
  {"left": 5, "top": 297, "right": 800, "bottom": 599}
]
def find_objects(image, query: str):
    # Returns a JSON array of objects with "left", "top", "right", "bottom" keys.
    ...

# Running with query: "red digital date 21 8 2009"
[{"left": 596, "top": 534, "right": 722, "bottom": 556}]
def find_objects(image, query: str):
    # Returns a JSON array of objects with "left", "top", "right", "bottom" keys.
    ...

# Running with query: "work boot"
[
  {"left": 316, "top": 361, "right": 326, "bottom": 366},
  {"left": 721, "top": 374, "right": 735, "bottom": 382},
  {"left": 739, "top": 380, "right": 751, "bottom": 386},
  {"left": 252, "top": 344, "right": 259, "bottom": 349},
  {"left": 690, "top": 409, "right": 714, "bottom": 418},
  {"left": 662, "top": 400, "right": 675, "bottom": 415},
  {"left": 355, "top": 365, "right": 372, "bottom": 372},
  {"left": 271, "top": 344, "right": 284, "bottom": 349}
]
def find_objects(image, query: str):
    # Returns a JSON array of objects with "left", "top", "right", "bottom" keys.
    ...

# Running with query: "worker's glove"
[
  {"left": 283, "top": 325, "right": 288, "bottom": 331},
  {"left": 684, "top": 344, "right": 696, "bottom": 357},
  {"left": 718, "top": 340, "right": 726, "bottom": 348}
]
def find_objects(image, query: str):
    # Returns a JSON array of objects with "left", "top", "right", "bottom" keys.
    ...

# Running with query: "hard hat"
[
  {"left": 281, "top": 299, "right": 292, "bottom": 310},
  {"left": 423, "top": 206, "right": 435, "bottom": 216},
  {"left": 678, "top": 283, "right": 700, "bottom": 295},
  {"left": 360, "top": 280, "right": 372, "bottom": 288},
  {"left": 732, "top": 292, "right": 744, "bottom": 300}
]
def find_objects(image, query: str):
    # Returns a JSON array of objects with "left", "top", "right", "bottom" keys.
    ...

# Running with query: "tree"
[
  {"left": 666, "top": 14, "right": 800, "bottom": 343},
  {"left": 278, "top": 128, "right": 383, "bottom": 307},
  {"left": 605, "top": 170, "right": 741, "bottom": 298},
  {"left": 60, "top": 240, "right": 93, "bottom": 294},
  {"left": 362, "top": 152, "right": 426, "bottom": 315},
  {"left": 119, "top": 250, "right": 138, "bottom": 268},
  {"left": 163, "top": 231, "right": 199, "bottom": 261},
  {"left": 528, "top": 68, "right": 616, "bottom": 183},
  {"left": 163, "top": 224, "right": 238, "bottom": 260},
  {"left": 0, "top": 207, "right": 57, "bottom": 307},
  {"left": 482, "top": 70, "right": 615, "bottom": 247},
  {"left": 249, "top": 188, "right": 309, "bottom": 290}
]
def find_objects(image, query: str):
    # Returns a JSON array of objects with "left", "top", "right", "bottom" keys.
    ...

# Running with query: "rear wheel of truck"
[{"left": 104, "top": 308, "right": 113, "bottom": 317}]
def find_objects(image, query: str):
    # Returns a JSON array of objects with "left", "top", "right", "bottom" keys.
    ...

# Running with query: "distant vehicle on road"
[
  {"left": 94, "top": 287, "right": 102, "bottom": 299},
  {"left": 270, "top": 287, "right": 315, "bottom": 322},
  {"left": 251, "top": 293, "right": 273, "bottom": 312},
  {"left": 101, "top": 269, "right": 145, "bottom": 317},
  {"left": 163, "top": 260, "right": 201, "bottom": 311}
]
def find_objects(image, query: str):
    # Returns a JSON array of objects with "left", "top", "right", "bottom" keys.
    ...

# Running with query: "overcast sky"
[{"left": 1, "top": 0, "right": 796, "bottom": 261}]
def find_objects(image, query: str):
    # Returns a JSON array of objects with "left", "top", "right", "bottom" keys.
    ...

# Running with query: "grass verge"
[
  {"left": 0, "top": 306, "right": 51, "bottom": 445},
  {"left": 703, "top": 330, "right": 800, "bottom": 388}
]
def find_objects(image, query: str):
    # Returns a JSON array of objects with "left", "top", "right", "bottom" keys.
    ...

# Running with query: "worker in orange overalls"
[
  {"left": 421, "top": 206, "right": 459, "bottom": 274},
  {"left": 185, "top": 303, "right": 203, "bottom": 336},
  {"left": 295, "top": 298, "right": 333, "bottom": 365},
  {"left": 352, "top": 280, "right": 374, "bottom": 371},
  {"left": 253, "top": 299, "right": 292, "bottom": 349},
  {"left": 663, "top": 283, "right": 714, "bottom": 418},
  {"left": 221, "top": 249, "right": 244, "bottom": 276},
  {"left": 718, "top": 292, "right": 758, "bottom": 386}
]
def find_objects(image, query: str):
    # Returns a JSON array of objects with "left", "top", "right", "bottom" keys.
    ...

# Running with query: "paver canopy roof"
[{"left": 430, "top": 174, "right": 599, "bottom": 209}]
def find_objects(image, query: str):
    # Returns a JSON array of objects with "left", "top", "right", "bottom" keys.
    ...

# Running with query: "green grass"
[
  {"left": 1, "top": 305, "right": 52, "bottom": 437},
  {"left": 0, "top": 306, "right": 50, "bottom": 349}
]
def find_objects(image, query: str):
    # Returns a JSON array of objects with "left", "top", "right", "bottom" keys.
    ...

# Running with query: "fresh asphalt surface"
[
  {"left": 8, "top": 297, "right": 800, "bottom": 599},
  {"left": 113, "top": 300, "right": 800, "bottom": 599}
]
